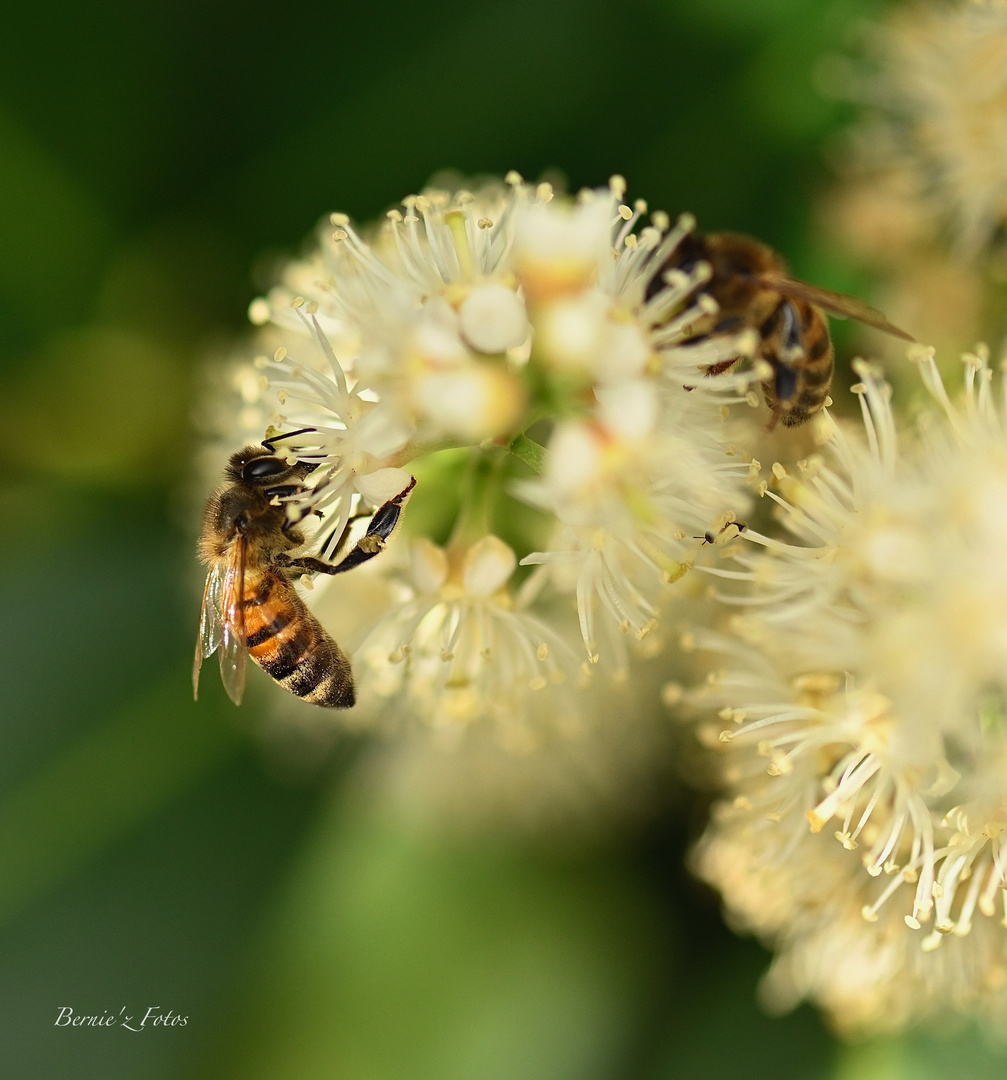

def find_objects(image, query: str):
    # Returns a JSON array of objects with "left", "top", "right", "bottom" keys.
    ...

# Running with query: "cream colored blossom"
[
  {"left": 694, "top": 772, "right": 1007, "bottom": 1038},
  {"left": 857, "top": 0, "right": 1007, "bottom": 254},
  {"left": 690, "top": 346, "right": 1007, "bottom": 1033},
  {"left": 255, "top": 182, "right": 532, "bottom": 444},
  {"left": 518, "top": 377, "right": 750, "bottom": 667},
  {"left": 346, "top": 533, "right": 583, "bottom": 733}
]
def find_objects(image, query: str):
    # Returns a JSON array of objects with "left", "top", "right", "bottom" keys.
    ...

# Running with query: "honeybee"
[
  {"left": 194, "top": 442, "right": 415, "bottom": 708},
  {"left": 648, "top": 231, "right": 914, "bottom": 427}
]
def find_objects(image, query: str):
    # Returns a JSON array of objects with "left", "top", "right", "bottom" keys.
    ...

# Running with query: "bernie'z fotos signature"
[{"left": 55, "top": 1007, "right": 188, "bottom": 1031}]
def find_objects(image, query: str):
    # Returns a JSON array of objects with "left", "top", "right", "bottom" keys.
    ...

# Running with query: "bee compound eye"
[{"left": 243, "top": 456, "right": 288, "bottom": 482}]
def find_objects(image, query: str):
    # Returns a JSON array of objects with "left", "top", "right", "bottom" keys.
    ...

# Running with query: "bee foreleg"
[
  {"left": 278, "top": 477, "right": 417, "bottom": 578},
  {"left": 319, "top": 502, "right": 382, "bottom": 560}
]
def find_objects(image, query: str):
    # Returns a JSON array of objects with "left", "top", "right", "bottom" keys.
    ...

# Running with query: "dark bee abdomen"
[{"left": 242, "top": 572, "right": 355, "bottom": 708}]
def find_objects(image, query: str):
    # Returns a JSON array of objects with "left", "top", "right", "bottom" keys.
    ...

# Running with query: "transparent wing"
[
  {"left": 761, "top": 276, "right": 916, "bottom": 342},
  {"left": 193, "top": 564, "right": 226, "bottom": 700},
  {"left": 217, "top": 539, "right": 248, "bottom": 706}
]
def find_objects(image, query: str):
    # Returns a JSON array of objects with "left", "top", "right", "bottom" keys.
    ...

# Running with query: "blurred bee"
[
  {"left": 648, "top": 231, "right": 914, "bottom": 427},
  {"left": 194, "top": 439, "right": 415, "bottom": 708}
]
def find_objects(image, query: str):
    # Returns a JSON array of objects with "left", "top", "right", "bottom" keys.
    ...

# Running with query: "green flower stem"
[
  {"left": 508, "top": 433, "right": 547, "bottom": 476},
  {"left": 447, "top": 449, "right": 502, "bottom": 550},
  {"left": 382, "top": 436, "right": 472, "bottom": 471}
]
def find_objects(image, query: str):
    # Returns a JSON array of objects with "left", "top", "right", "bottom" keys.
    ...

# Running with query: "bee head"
[{"left": 226, "top": 446, "right": 317, "bottom": 489}]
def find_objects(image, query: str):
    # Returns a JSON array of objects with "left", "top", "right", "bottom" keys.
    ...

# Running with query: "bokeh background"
[{"left": 3, "top": 0, "right": 1005, "bottom": 1076}]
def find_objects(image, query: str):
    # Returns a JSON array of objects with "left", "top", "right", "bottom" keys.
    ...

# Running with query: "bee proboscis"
[
  {"left": 649, "top": 230, "right": 915, "bottom": 427},
  {"left": 194, "top": 442, "right": 415, "bottom": 708}
]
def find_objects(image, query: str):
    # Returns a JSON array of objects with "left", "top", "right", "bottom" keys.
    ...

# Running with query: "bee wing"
[
  {"left": 762, "top": 277, "right": 916, "bottom": 342},
  {"left": 217, "top": 539, "right": 248, "bottom": 706},
  {"left": 193, "top": 563, "right": 226, "bottom": 700}
]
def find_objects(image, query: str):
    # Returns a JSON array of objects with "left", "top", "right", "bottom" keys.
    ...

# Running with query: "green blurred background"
[{"left": 2, "top": 0, "right": 1003, "bottom": 1077}]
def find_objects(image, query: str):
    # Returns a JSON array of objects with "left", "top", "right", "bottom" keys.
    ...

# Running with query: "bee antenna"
[{"left": 261, "top": 426, "right": 318, "bottom": 452}]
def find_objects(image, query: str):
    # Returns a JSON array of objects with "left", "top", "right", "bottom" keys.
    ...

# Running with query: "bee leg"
[
  {"left": 702, "top": 357, "right": 741, "bottom": 378},
  {"left": 280, "top": 477, "right": 417, "bottom": 578},
  {"left": 319, "top": 502, "right": 383, "bottom": 560}
]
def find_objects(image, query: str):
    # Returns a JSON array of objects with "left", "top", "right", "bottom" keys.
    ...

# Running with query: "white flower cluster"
[
  {"left": 688, "top": 346, "right": 1007, "bottom": 1034},
  {"left": 208, "top": 173, "right": 756, "bottom": 736},
  {"left": 192, "top": 0, "right": 1007, "bottom": 1039},
  {"left": 859, "top": 0, "right": 1007, "bottom": 254}
]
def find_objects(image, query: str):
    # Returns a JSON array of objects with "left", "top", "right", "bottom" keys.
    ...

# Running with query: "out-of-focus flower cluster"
[
  {"left": 688, "top": 347, "right": 1007, "bottom": 1036},
  {"left": 860, "top": 0, "right": 1007, "bottom": 256},
  {"left": 822, "top": 0, "right": 1007, "bottom": 369}
]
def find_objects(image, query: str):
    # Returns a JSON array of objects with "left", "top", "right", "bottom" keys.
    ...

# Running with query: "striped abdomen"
[
  {"left": 760, "top": 298, "right": 834, "bottom": 427},
  {"left": 241, "top": 569, "right": 354, "bottom": 708}
]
